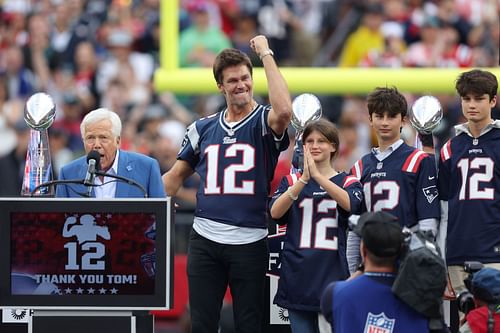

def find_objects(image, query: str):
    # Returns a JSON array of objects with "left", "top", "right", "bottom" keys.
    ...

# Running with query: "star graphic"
[
  {"left": 54, "top": 288, "right": 62, "bottom": 295},
  {"left": 99, "top": 288, "right": 107, "bottom": 294},
  {"left": 87, "top": 288, "right": 95, "bottom": 294},
  {"left": 110, "top": 288, "right": 118, "bottom": 294},
  {"left": 76, "top": 288, "right": 84, "bottom": 294},
  {"left": 64, "top": 288, "right": 72, "bottom": 294}
]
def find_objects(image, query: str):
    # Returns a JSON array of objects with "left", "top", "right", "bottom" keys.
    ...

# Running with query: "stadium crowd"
[{"left": 1, "top": 0, "right": 499, "bottom": 197}]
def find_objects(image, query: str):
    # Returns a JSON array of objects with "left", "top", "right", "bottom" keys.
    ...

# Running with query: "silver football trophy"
[
  {"left": 409, "top": 95, "right": 443, "bottom": 150},
  {"left": 291, "top": 93, "right": 322, "bottom": 172},
  {"left": 21, "top": 92, "right": 56, "bottom": 196},
  {"left": 410, "top": 95, "right": 443, "bottom": 134}
]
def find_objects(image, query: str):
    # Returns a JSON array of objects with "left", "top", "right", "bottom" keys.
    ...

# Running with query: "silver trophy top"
[
  {"left": 24, "top": 92, "right": 56, "bottom": 130},
  {"left": 291, "top": 93, "right": 322, "bottom": 133},
  {"left": 409, "top": 95, "right": 443, "bottom": 134}
]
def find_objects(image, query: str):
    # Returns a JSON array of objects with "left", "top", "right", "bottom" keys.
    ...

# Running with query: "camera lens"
[{"left": 457, "top": 290, "right": 475, "bottom": 315}]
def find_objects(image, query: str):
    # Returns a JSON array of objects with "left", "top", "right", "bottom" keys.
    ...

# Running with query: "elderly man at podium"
[{"left": 55, "top": 108, "right": 165, "bottom": 198}]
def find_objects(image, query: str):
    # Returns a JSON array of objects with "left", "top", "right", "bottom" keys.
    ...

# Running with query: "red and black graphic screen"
[{"left": 11, "top": 212, "right": 156, "bottom": 296}]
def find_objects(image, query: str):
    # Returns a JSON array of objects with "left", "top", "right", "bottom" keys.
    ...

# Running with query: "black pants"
[{"left": 187, "top": 229, "right": 268, "bottom": 333}]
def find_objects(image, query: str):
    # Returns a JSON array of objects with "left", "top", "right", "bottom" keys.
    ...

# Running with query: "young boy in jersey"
[
  {"left": 270, "top": 119, "right": 363, "bottom": 333},
  {"left": 346, "top": 87, "right": 440, "bottom": 273},
  {"left": 163, "top": 35, "right": 292, "bottom": 333},
  {"left": 438, "top": 69, "right": 500, "bottom": 301}
]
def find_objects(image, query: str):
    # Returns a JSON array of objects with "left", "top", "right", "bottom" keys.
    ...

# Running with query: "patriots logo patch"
[
  {"left": 364, "top": 312, "right": 395, "bottom": 333},
  {"left": 422, "top": 185, "right": 438, "bottom": 204}
]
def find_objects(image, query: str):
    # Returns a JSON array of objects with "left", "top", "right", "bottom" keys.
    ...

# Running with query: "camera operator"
[
  {"left": 321, "top": 211, "right": 447, "bottom": 332},
  {"left": 459, "top": 267, "right": 500, "bottom": 333}
]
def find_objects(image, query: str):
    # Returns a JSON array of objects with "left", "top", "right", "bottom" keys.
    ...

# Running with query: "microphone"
[{"left": 84, "top": 151, "right": 101, "bottom": 197}]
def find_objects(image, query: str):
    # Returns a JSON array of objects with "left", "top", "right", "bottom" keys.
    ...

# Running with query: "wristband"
[
  {"left": 259, "top": 49, "right": 274, "bottom": 60},
  {"left": 286, "top": 188, "right": 298, "bottom": 201},
  {"left": 298, "top": 178, "right": 308, "bottom": 185}
]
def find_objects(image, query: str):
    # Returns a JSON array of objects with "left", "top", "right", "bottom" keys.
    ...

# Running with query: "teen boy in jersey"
[
  {"left": 346, "top": 87, "right": 440, "bottom": 272},
  {"left": 438, "top": 69, "right": 500, "bottom": 300}
]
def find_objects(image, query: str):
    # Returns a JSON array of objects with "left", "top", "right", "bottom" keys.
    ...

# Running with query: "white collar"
[
  {"left": 372, "top": 139, "right": 404, "bottom": 155},
  {"left": 105, "top": 149, "right": 120, "bottom": 175}
]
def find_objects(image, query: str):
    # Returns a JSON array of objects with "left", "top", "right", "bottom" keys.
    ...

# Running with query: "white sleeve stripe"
[
  {"left": 405, "top": 150, "right": 425, "bottom": 172},
  {"left": 353, "top": 161, "right": 361, "bottom": 179},
  {"left": 187, "top": 124, "right": 200, "bottom": 151},
  {"left": 442, "top": 141, "right": 451, "bottom": 161}
]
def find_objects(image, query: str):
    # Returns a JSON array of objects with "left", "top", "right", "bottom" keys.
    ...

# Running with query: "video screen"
[{"left": 11, "top": 212, "right": 156, "bottom": 296}]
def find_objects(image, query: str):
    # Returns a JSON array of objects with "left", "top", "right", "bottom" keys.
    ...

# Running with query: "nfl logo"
[{"left": 363, "top": 312, "right": 395, "bottom": 333}]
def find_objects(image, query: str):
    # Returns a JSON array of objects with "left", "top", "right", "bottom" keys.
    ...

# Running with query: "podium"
[{"left": 0, "top": 198, "right": 174, "bottom": 333}]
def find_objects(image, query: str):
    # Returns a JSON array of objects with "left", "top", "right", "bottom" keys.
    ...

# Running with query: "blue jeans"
[
  {"left": 288, "top": 309, "right": 320, "bottom": 333},
  {"left": 187, "top": 229, "right": 268, "bottom": 333}
]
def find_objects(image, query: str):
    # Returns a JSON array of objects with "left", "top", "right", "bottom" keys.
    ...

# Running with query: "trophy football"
[
  {"left": 21, "top": 92, "right": 56, "bottom": 196},
  {"left": 291, "top": 94, "right": 322, "bottom": 172},
  {"left": 409, "top": 95, "right": 443, "bottom": 150},
  {"left": 410, "top": 95, "right": 443, "bottom": 134}
]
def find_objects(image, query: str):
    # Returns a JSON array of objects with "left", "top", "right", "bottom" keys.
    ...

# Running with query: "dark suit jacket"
[{"left": 55, "top": 150, "right": 165, "bottom": 198}]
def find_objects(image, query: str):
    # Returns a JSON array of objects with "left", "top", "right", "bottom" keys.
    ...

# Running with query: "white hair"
[{"left": 80, "top": 108, "right": 122, "bottom": 138}]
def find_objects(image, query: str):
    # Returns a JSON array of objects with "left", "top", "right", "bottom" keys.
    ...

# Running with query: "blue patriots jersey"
[
  {"left": 178, "top": 104, "right": 289, "bottom": 228},
  {"left": 350, "top": 143, "right": 440, "bottom": 227},
  {"left": 321, "top": 274, "right": 428, "bottom": 333},
  {"left": 270, "top": 172, "right": 363, "bottom": 311},
  {"left": 438, "top": 125, "right": 500, "bottom": 265}
]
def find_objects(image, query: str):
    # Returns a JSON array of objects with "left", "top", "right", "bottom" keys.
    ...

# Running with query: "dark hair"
[
  {"left": 455, "top": 69, "right": 498, "bottom": 101},
  {"left": 302, "top": 119, "right": 340, "bottom": 161},
  {"left": 213, "top": 48, "right": 253, "bottom": 85},
  {"left": 367, "top": 87, "right": 408, "bottom": 118}
]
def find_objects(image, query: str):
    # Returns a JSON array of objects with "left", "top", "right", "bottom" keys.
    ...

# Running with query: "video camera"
[{"left": 457, "top": 261, "right": 485, "bottom": 315}]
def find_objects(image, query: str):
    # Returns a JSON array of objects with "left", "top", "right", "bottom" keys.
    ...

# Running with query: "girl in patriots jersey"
[
  {"left": 269, "top": 119, "right": 363, "bottom": 333},
  {"left": 438, "top": 69, "right": 500, "bottom": 299},
  {"left": 346, "top": 87, "right": 441, "bottom": 273}
]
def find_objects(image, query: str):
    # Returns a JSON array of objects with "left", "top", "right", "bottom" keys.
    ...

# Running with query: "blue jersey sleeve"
[
  {"left": 437, "top": 140, "right": 452, "bottom": 201},
  {"left": 269, "top": 175, "right": 292, "bottom": 225},
  {"left": 415, "top": 154, "right": 440, "bottom": 221},
  {"left": 343, "top": 176, "right": 364, "bottom": 216}
]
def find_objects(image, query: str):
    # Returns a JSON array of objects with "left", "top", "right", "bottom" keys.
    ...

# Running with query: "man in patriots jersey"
[
  {"left": 162, "top": 35, "right": 291, "bottom": 333},
  {"left": 321, "top": 211, "right": 429, "bottom": 333},
  {"left": 346, "top": 87, "right": 440, "bottom": 273},
  {"left": 438, "top": 69, "right": 500, "bottom": 300},
  {"left": 269, "top": 119, "right": 363, "bottom": 333}
]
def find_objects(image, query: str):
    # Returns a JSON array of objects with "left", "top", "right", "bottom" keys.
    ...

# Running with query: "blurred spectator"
[
  {"left": 338, "top": 3, "right": 385, "bottom": 67},
  {"left": 179, "top": 0, "right": 232, "bottom": 67},
  {"left": 48, "top": 125, "right": 74, "bottom": 179},
  {"left": 48, "top": 1, "right": 88, "bottom": 70},
  {"left": 436, "top": 0, "right": 471, "bottom": 45},
  {"left": 96, "top": 28, "right": 154, "bottom": 97},
  {"left": 439, "top": 24, "right": 473, "bottom": 68},
  {"left": 52, "top": 92, "right": 86, "bottom": 153},
  {"left": 360, "top": 21, "right": 406, "bottom": 68},
  {"left": 256, "top": 0, "right": 293, "bottom": 63},
  {"left": 231, "top": 13, "right": 260, "bottom": 65},
  {"left": 152, "top": 119, "right": 198, "bottom": 205},
  {"left": 1, "top": 45, "right": 36, "bottom": 99},
  {"left": 404, "top": 15, "right": 444, "bottom": 67},
  {"left": 286, "top": 0, "right": 325, "bottom": 66},
  {"left": 73, "top": 41, "right": 99, "bottom": 111},
  {"left": 0, "top": 117, "right": 30, "bottom": 196}
]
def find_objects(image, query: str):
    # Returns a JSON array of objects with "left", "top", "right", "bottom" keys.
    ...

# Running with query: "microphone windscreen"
[{"left": 86, "top": 150, "right": 101, "bottom": 170}]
